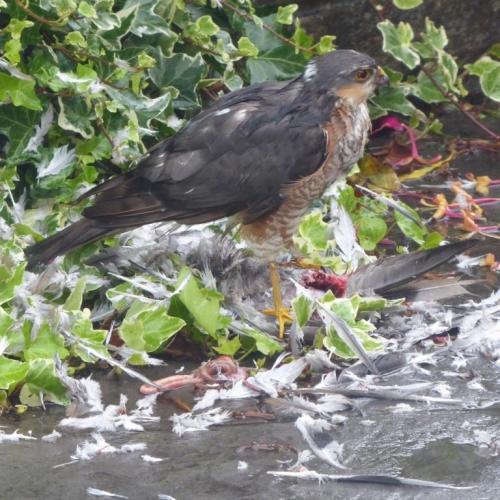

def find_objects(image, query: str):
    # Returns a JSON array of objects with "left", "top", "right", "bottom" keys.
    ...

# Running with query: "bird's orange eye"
[{"left": 355, "top": 69, "right": 372, "bottom": 81}]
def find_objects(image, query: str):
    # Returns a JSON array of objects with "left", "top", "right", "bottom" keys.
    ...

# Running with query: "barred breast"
[{"left": 241, "top": 100, "right": 371, "bottom": 261}]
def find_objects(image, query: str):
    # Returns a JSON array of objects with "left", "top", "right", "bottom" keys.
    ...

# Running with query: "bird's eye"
[{"left": 355, "top": 69, "right": 373, "bottom": 81}]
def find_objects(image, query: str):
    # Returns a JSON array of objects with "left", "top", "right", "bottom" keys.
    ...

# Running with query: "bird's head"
[{"left": 302, "top": 49, "right": 388, "bottom": 106}]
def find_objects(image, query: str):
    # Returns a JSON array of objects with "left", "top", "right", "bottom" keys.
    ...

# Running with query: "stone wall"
[{"left": 257, "top": 0, "right": 499, "bottom": 64}]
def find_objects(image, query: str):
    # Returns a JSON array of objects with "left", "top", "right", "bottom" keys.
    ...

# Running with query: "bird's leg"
[
  {"left": 262, "top": 263, "right": 293, "bottom": 339},
  {"left": 285, "top": 257, "right": 322, "bottom": 270}
]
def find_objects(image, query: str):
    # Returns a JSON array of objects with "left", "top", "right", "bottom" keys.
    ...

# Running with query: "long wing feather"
[{"left": 27, "top": 77, "right": 327, "bottom": 267}]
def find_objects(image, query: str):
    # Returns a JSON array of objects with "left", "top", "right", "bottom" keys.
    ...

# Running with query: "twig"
[
  {"left": 420, "top": 66, "right": 499, "bottom": 141},
  {"left": 95, "top": 118, "right": 115, "bottom": 151},
  {"left": 15, "top": 0, "right": 66, "bottom": 29}
]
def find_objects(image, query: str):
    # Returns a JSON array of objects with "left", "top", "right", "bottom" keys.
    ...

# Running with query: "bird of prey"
[{"left": 27, "top": 49, "right": 389, "bottom": 336}]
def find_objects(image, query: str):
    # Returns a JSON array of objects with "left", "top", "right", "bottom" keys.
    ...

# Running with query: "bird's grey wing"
[{"left": 82, "top": 81, "right": 327, "bottom": 228}]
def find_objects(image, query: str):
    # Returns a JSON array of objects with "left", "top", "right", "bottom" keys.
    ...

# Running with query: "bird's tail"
[
  {"left": 346, "top": 238, "right": 478, "bottom": 295},
  {"left": 26, "top": 219, "right": 113, "bottom": 269}
]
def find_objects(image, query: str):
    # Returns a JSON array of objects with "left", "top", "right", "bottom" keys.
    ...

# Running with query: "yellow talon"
[
  {"left": 263, "top": 263, "right": 294, "bottom": 338},
  {"left": 262, "top": 307, "right": 293, "bottom": 339}
]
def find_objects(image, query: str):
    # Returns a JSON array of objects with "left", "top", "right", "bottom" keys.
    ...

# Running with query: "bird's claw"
[{"left": 262, "top": 307, "right": 293, "bottom": 339}]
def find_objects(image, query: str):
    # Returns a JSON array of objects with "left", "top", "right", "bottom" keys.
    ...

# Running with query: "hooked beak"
[{"left": 375, "top": 66, "right": 389, "bottom": 87}]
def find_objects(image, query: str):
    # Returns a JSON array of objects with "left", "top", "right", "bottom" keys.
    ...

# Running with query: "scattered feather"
[
  {"left": 192, "top": 380, "right": 257, "bottom": 412},
  {"left": 0, "top": 429, "right": 36, "bottom": 443},
  {"left": 70, "top": 433, "right": 145, "bottom": 462},
  {"left": 41, "top": 430, "right": 62, "bottom": 443},
  {"left": 295, "top": 414, "right": 345, "bottom": 469},
  {"left": 305, "top": 349, "right": 340, "bottom": 372},
  {"left": 37, "top": 145, "right": 75, "bottom": 178},
  {"left": 246, "top": 358, "right": 308, "bottom": 397},
  {"left": 170, "top": 408, "right": 232, "bottom": 437},
  {"left": 86, "top": 487, "right": 128, "bottom": 498},
  {"left": 316, "top": 302, "right": 380, "bottom": 375},
  {"left": 237, "top": 461, "right": 248, "bottom": 471},
  {"left": 389, "top": 403, "right": 415, "bottom": 413},
  {"left": 142, "top": 455, "right": 164, "bottom": 463},
  {"left": 329, "top": 198, "right": 367, "bottom": 268},
  {"left": 266, "top": 470, "right": 474, "bottom": 489},
  {"left": 59, "top": 393, "right": 158, "bottom": 432},
  {"left": 0, "top": 336, "right": 9, "bottom": 356},
  {"left": 25, "top": 105, "right": 54, "bottom": 152}
]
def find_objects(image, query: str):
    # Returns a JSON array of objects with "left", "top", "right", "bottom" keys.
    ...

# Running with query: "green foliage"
[
  {"left": 373, "top": 15, "right": 499, "bottom": 117},
  {"left": 466, "top": 57, "right": 500, "bottom": 102},
  {"left": 119, "top": 301, "right": 185, "bottom": 364}
]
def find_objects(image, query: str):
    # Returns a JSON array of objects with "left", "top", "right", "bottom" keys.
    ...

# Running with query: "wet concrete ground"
[
  {"left": 1, "top": 119, "right": 499, "bottom": 499},
  {"left": 2, "top": 351, "right": 500, "bottom": 500}
]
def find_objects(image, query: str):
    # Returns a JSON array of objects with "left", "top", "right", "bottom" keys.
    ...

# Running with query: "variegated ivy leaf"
[{"left": 378, "top": 20, "right": 420, "bottom": 69}]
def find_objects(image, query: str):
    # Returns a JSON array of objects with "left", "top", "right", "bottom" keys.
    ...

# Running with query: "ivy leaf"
[
  {"left": 439, "top": 52, "right": 459, "bottom": 91},
  {"left": 57, "top": 96, "right": 94, "bottom": 139},
  {"left": 125, "top": 0, "right": 172, "bottom": 37},
  {"left": 64, "top": 276, "right": 86, "bottom": 311},
  {"left": 357, "top": 295, "right": 397, "bottom": 312},
  {"left": 98, "top": 5, "right": 139, "bottom": 49},
  {"left": 105, "top": 86, "right": 174, "bottom": 127},
  {"left": 393, "top": 0, "right": 423, "bottom": 9},
  {"left": 412, "top": 68, "right": 447, "bottom": 103},
  {"left": 196, "top": 15, "right": 220, "bottom": 37},
  {"left": 119, "top": 301, "right": 185, "bottom": 363},
  {"left": 0, "top": 357, "right": 28, "bottom": 392},
  {"left": 358, "top": 155, "right": 401, "bottom": 192},
  {"left": 324, "top": 326, "right": 381, "bottom": 359},
  {"left": 215, "top": 336, "right": 241, "bottom": 356},
  {"left": 394, "top": 202, "right": 427, "bottom": 245},
  {"left": 0, "top": 73, "right": 42, "bottom": 110},
  {"left": 0, "top": 106, "right": 41, "bottom": 159},
  {"left": 49, "top": 0, "right": 77, "bottom": 17},
  {"left": 64, "top": 31, "right": 87, "bottom": 48},
  {"left": 4, "top": 19, "right": 34, "bottom": 65},
  {"left": 238, "top": 37, "right": 259, "bottom": 57},
  {"left": 246, "top": 46, "right": 306, "bottom": 84},
  {"left": 321, "top": 295, "right": 382, "bottom": 359},
  {"left": 297, "top": 211, "right": 329, "bottom": 252},
  {"left": 420, "top": 231, "right": 443, "bottom": 250},
  {"left": 0, "top": 262, "right": 25, "bottom": 306},
  {"left": 356, "top": 214, "right": 387, "bottom": 251},
  {"left": 25, "top": 324, "right": 69, "bottom": 362},
  {"left": 480, "top": 67, "right": 500, "bottom": 102},
  {"left": 316, "top": 35, "right": 336, "bottom": 55},
  {"left": 241, "top": 327, "right": 283, "bottom": 356},
  {"left": 149, "top": 52, "right": 207, "bottom": 110},
  {"left": 377, "top": 20, "right": 420, "bottom": 69},
  {"left": 466, "top": 57, "right": 500, "bottom": 102},
  {"left": 25, "top": 359, "right": 69, "bottom": 405},
  {"left": 0, "top": 308, "right": 14, "bottom": 340},
  {"left": 78, "top": 1, "right": 97, "bottom": 18},
  {"left": 276, "top": 4, "right": 298, "bottom": 25},
  {"left": 176, "top": 267, "right": 223, "bottom": 337},
  {"left": 72, "top": 313, "right": 109, "bottom": 362},
  {"left": 243, "top": 15, "right": 283, "bottom": 52},
  {"left": 421, "top": 18, "right": 448, "bottom": 51},
  {"left": 292, "top": 294, "right": 314, "bottom": 328},
  {"left": 370, "top": 85, "right": 417, "bottom": 117}
]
